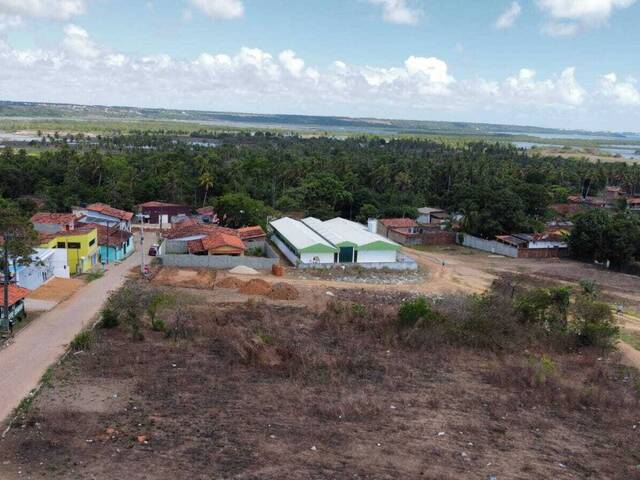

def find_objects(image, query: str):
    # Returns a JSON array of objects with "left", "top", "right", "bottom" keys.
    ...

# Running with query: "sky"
[{"left": 0, "top": 0, "right": 639, "bottom": 131}]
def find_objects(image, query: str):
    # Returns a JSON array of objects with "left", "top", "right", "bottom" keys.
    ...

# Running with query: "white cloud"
[
  {"left": 538, "top": 0, "right": 636, "bottom": 35},
  {"left": 495, "top": 1, "right": 522, "bottom": 29},
  {"left": 0, "top": 12, "right": 22, "bottom": 30},
  {"left": 540, "top": 21, "right": 579, "bottom": 36},
  {"left": 2, "top": 31, "right": 632, "bottom": 129},
  {"left": 62, "top": 23, "right": 99, "bottom": 58},
  {"left": 0, "top": 0, "right": 85, "bottom": 21},
  {"left": 368, "top": 0, "right": 422, "bottom": 25},
  {"left": 279, "top": 50, "right": 305, "bottom": 78},
  {"left": 188, "top": 0, "right": 244, "bottom": 20},
  {"left": 499, "top": 66, "right": 585, "bottom": 106},
  {"left": 599, "top": 72, "right": 640, "bottom": 106}
]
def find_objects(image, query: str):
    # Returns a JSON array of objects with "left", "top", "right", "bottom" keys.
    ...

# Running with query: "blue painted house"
[{"left": 78, "top": 222, "right": 134, "bottom": 263}]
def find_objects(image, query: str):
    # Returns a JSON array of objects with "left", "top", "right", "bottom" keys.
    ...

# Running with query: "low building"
[
  {"left": 495, "top": 232, "right": 568, "bottom": 258},
  {"left": 187, "top": 232, "right": 246, "bottom": 256},
  {"left": 195, "top": 206, "right": 219, "bottom": 224},
  {"left": 376, "top": 218, "right": 456, "bottom": 246},
  {"left": 10, "top": 248, "right": 69, "bottom": 290},
  {"left": 416, "top": 207, "right": 448, "bottom": 225},
  {"left": 137, "top": 201, "right": 192, "bottom": 225},
  {"left": 30, "top": 213, "right": 76, "bottom": 234},
  {"left": 38, "top": 227, "right": 99, "bottom": 274},
  {"left": 78, "top": 222, "right": 134, "bottom": 263},
  {"left": 628, "top": 197, "right": 640, "bottom": 211},
  {"left": 73, "top": 203, "right": 134, "bottom": 231},
  {"left": 237, "top": 226, "right": 267, "bottom": 249},
  {"left": 0, "top": 285, "right": 29, "bottom": 324},
  {"left": 270, "top": 216, "right": 403, "bottom": 266}
]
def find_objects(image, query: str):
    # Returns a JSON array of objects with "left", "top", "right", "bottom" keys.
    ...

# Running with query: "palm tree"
[{"left": 199, "top": 171, "right": 214, "bottom": 207}]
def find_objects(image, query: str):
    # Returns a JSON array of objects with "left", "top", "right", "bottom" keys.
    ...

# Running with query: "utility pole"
[
  {"left": 137, "top": 207, "right": 145, "bottom": 275},
  {"left": 2, "top": 233, "right": 10, "bottom": 331}
]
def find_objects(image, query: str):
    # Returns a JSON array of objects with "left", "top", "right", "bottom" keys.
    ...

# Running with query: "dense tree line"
[{"left": 3, "top": 133, "right": 640, "bottom": 240}]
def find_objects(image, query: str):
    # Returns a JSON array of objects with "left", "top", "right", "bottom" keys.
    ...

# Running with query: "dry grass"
[{"left": 1, "top": 282, "right": 639, "bottom": 480}]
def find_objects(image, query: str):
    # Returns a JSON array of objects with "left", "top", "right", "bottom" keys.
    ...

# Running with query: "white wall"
[
  {"left": 300, "top": 252, "right": 335, "bottom": 264},
  {"left": 48, "top": 249, "right": 70, "bottom": 278},
  {"left": 357, "top": 250, "right": 397, "bottom": 263},
  {"left": 528, "top": 241, "right": 567, "bottom": 249}
]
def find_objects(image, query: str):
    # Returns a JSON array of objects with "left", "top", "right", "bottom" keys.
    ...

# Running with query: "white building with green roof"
[{"left": 270, "top": 216, "right": 401, "bottom": 266}]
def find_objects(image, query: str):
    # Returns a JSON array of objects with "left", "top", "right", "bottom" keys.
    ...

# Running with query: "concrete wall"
[
  {"left": 300, "top": 251, "right": 335, "bottom": 264},
  {"left": 459, "top": 234, "right": 519, "bottom": 258},
  {"left": 48, "top": 249, "right": 70, "bottom": 278},
  {"left": 357, "top": 249, "right": 397, "bottom": 263},
  {"left": 299, "top": 253, "right": 417, "bottom": 271},
  {"left": 165, "top": 239, "right": 189, "bottom": 254},
  {"left": 159, "top": 253, "right": 278, "bottom": 270}
]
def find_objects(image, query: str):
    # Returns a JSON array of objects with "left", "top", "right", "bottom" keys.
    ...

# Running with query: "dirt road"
[{"left": 0, "top": 235, "right": 149, "bottom": 423}]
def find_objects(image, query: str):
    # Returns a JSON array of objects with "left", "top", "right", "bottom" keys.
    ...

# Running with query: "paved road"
[{"left": 0, "top": 236, "right": 149, "bottom": 423}]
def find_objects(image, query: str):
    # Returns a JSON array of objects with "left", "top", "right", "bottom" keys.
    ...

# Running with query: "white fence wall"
[
  {"left": 459, "top": 234, "right": 518, "bottom": 258},
  {"left": 159, "top": 254, "right": 278, "bottom": 270}
]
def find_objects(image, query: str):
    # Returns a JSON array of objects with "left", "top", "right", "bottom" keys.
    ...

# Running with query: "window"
[
  {"left": 57, "top": 242, "right": 66, "bottom": 248},
  {"left": 67, "top": 242, "right": 81, "bottom": 249},
  {"left": 89, "top": 239, "right": 95, "bottom": 246}
]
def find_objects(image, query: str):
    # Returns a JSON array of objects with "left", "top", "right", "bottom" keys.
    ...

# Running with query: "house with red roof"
[
  {"left": 187, "top": 232, "right": 246, "bottom": 256},
  {"left": 73, "top": 203, "right": 134, "bottom": 232},
  {"left": 30, "top": 213, "right": 77, "bottom": 234},
  {"left": 137, "top": 201, "right": 192, "bottom": 225},
  {"left": 1, "top": 284, "right": 30, "bottom": 324}
]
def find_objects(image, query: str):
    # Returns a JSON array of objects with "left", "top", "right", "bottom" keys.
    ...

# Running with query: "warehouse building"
[{"left": 269, "top": 216, "right": 402, "bottom": 267}]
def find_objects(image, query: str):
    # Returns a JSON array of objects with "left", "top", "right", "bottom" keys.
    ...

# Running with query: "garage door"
[{"left": 338, "top": 246, "right": 354, "bottom": 263}]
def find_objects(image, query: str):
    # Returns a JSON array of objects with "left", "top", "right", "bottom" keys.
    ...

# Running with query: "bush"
[
  {"left": 397, "top": 296, "right": 444, "bottom": 329},
  {"left": 151, "top": 317, "right": 167, "bottom": 333},
  {"left": 573, "top": 297, "right": 619, "bottom": 349},
  {"left": 100, "top": 308, "right": 119, "bottom": 329},
  {"left": 70, "top": 331, "right": 92, "bottom": 351}
]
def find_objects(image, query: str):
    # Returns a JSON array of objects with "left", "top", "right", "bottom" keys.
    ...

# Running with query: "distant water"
[
  {"left": 499, "top": 131, "right": 640, "bottom": 141},
  {"left": 513, "top": 140, "right": 640, "bottom": 160}
]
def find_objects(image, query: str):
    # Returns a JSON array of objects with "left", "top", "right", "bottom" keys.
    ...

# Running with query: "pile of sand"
[
  {"left": 153, "top": 268, "right": 216, "bottom": 289},
  {"left": 229, "top": 266, "right": 259, "bottom": 275},
  {"left": 267, "top": 282, "right": 299, "bottom": 300},
  {"left": 216, "top": 277, "right": 246, "bottom": 289},
  {"left": 239, "top": 278, "right": 272, "bottom": 296}
]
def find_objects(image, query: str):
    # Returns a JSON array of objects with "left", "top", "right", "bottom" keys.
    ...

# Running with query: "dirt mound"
[
  {"left": 239, "top": 278, "right": 272, "bottom": 296},
  {"left": 216, "top": 277, "right": 246, "bottom": 289},
  {"left": 268, "top": 282, "right": 299, "bottom": 300},
  {"left": 153, "top": 268, "right": 216, "bottom": 289},
  {"left": 229, "top": 266, "right": 259, "bottom": 275}
]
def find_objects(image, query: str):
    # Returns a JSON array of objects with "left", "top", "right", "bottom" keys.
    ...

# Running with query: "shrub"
[
  {"left": 70, "top": 331, "right": 92, "bottom": 351},
  {"left": 573, "top": 297, "right": 619, "bottom": 349},
  {"left": 397, "top": 296, "right": 443, "bottom": 329},
  {"left": 150, "top": 317, "right": 167, "bottom": 332},
  {"left": 100, "top": 308, "right": 119, "bottom": 329},
  {"left": 351, "top": 303, "right": 366, "bottom": 318},
  {"left": 125, "top": 310, "right": 144, "bottom": 342}
]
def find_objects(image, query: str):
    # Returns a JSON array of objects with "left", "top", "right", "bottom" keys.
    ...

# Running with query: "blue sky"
[{"left": 1, "top": 0, "right": 639, "bottom": 131}]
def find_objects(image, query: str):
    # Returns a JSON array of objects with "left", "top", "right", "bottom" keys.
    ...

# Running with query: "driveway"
[{"left": 0, "top": 234, "right": 151, "bottom": 423}]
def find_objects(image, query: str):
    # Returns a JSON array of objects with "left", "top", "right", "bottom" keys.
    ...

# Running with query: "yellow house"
[{"left": 39, "top": 226, "right": 99, "bottom": 275}]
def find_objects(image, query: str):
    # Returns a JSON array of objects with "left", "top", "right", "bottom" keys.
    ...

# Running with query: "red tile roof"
[
  {"left": 187, "top": 232, "right": 246, "bottom": 254},
  {"left": 77, "top": 222, "right": 132, "bottom": 246},
  {"left": 164, "top": 224, "right": 237, "bottom": 240},
  {"left": 30, "top": 212, "right": 76, "bottom": 225},
  {"left": 628, "top": 197, "right": 640, "bottom": 205},
  {"left": 237, "top": 226, "right": 266, "bottom": 240},
  {"left": 196, "top": 206, "right": 215, "bottom": 215},
  {"left": 379, "top": 218, "right": 418, "bottom": 229},
  {"left": 138, "top": 201, "right": 188, "bottom": 208},
  {"left": 85, "top": 203, "right": 134, "bottom": 221},
  {"left": 550, "top": 203, "right": 584, "bottom": 216},
  {"left": 5, "top": 285, "right": 30, "bottom": 306}
]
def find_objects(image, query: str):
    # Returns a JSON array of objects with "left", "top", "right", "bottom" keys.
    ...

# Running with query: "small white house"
[
  {"left": 73, "top": 203, "right": 134, "bottom": 232},
  {"left": 10, "top": 248, "right": 69, "bottom": 290}
]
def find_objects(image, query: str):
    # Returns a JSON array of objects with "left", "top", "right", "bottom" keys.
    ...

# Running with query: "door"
[{"left": 338, "top": 246, "right": 354, "bottom": 263}]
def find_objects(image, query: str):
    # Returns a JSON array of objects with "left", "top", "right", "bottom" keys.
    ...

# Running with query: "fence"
[
  {"left": 159, "top": 242, "right": 280, "bottom": 270},
  {"left": 459, "top": 234, "right": 519, "bottom": 258},
  {"left": 386, "top": 228, "right": 456, "bottom": 246}
]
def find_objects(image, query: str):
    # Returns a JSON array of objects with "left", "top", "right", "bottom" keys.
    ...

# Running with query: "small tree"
[{"left": 0, "top": 203, "right": 38, "bottom": 330}]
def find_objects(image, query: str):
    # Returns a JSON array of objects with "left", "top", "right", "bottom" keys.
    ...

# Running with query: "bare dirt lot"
[
  {"left": 26, "top": 277, "right": 85, "bottom": 303},
  {"left": 1, "top": 281, "right": 639, "bottom": 480}
]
